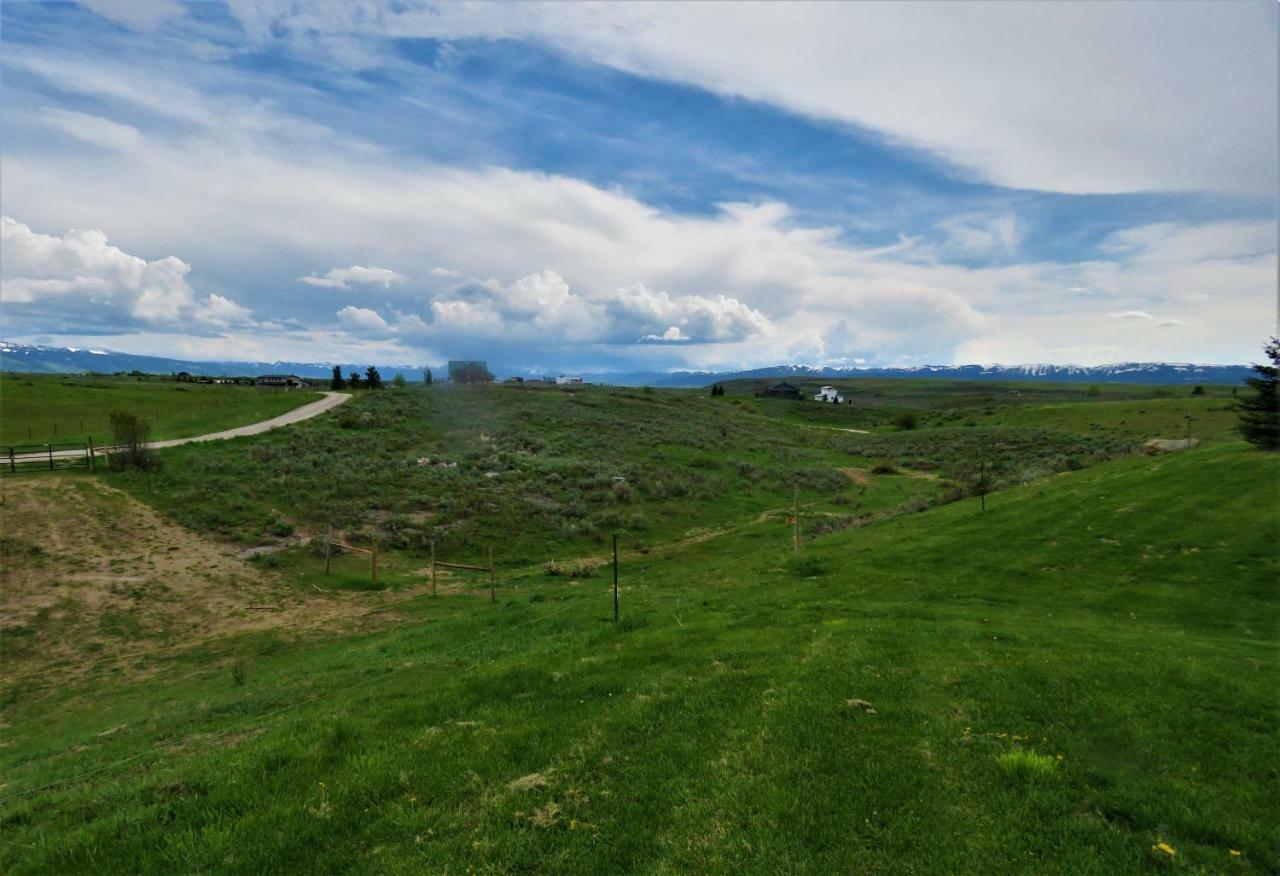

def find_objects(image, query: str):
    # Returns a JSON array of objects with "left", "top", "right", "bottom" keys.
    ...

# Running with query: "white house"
[
  {"left": 814, "top": 385, "right": 843, "bottom": 403},
  {"left": 556, "top": 375, "right": 584, "bottom": 385}
]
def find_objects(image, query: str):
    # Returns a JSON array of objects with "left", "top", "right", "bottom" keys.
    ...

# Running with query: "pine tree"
[
  {"left": 349, "top": 371, "right": 362, "bottom": 389},
  {"left": 330, "top": 365, "right": 346, "bottom": 390},
  {"left": 365, "top": 366, "right": 383, "bottom": 389},
  {"left": 423, "top": 367, "right": 433, "bottom": 385},
  {"left": 1237, "top": 337, "right": 1279, "bottom": 449}
]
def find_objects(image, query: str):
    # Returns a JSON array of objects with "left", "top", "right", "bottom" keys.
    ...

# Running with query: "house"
[
  {"left": 256, "top": 374, "right": 306, "bottom": 389},
  {"left": 556, "top": 375, "right": 583, "bottom": 385},
  {"left": 814, "top": 385, "right": 844, "bottom": 403},
  {"left": 765, "top": 381, "right": 801, "bottom": 400},
  {"left": 448, "top": 360, "right": 493, "bottom": 384}
]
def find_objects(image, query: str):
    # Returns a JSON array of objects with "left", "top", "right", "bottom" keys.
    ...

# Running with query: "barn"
[{"left": 765, "top": 382, "right": 801, "bottom": 400}]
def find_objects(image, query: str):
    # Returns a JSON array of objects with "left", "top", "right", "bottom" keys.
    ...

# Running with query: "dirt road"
[{"left": 150, "top": 391, "right": 350, "bottom": 448}]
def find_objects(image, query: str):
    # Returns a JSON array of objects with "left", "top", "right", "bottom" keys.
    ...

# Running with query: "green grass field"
[
  {"left": 1, "top": 444, "right": 1274, "bottom": 872},
  {"left": 109, "top": 384, "right": 1139, "bottom": 563},
  {"left": 0, "top": 374, "right": 322, "bottom": 445}
]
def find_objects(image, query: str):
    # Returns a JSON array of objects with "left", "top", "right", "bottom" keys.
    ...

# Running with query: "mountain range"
[{"left": 0, "top": 341, "right": 1253, "bottom": 387}]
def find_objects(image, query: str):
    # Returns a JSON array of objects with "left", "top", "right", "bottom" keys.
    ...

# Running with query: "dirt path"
[
  {"left": 149, "top": 391, "right": 350, "bottom": 448},
  {"left": 29, "top": 392, "right": 351, "bottom": 461}
]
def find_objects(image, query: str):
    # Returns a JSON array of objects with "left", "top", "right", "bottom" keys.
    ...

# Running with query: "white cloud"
[
  {"left": 77, "top": 0, "right": 186, "bottom": 32},
  {"left": 416, "top": 271, "right": 771, "bottom": 346},
  {"left": 1110, "top": 311, "right": 1154, "bottom": 320},
  {"left": 40, "top": 108, "right": 142, "bottom": 152},
  {"left": 644, "top": 326, "right": 688, "bottom": 342},
  {"left": 301, "top": 266, "right": 405, "bottom": 289},
  {"left": 936, "top": 213, "right": 1020, "bottom": 256},
  {"left": 336, "top": 305, "right": 391, "bottom": 333},
  {"left": 227, "top": 1, "right": 1278, "bottom": 195},
  {"left": 0, "top": 215, "right": 254, "bottom": 330},
  {"left": 430, "top": 266, "right": 463, "bottom": 278},
  {"left": 3, "top": 81, "right": 1273, "bottom": 367}
]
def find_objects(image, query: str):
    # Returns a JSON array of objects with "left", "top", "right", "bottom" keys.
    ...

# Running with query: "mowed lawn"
[
  {"left": 0, "top": 374, "right": 322, "bottom": 445},
  {"left": 1, "top": 444, "right": 1274, "bottom": 873}
]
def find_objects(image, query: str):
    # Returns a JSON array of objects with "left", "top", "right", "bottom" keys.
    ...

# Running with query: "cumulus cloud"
[
  {"left": 336, "top": 305, "right": 390, "bottom": 333},
  {"left": 417, "top": 271, "right": 771, "bottom": 346},
  {"left": 0, "top": 215, "right": 254, "bottom": 330},
  {"left": 429, "top": 266, "right": 462, "bottom": 278},
  {"left": 644, "top": 326, "right": 687, "bottom": 342},
  {"left": 300, "top": 266, "right": 405, "bottom": 289}
]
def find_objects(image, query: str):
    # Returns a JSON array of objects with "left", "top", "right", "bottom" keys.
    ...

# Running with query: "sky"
[{"left": 0, "top": 1, "right": 1276, "bottom": 374}]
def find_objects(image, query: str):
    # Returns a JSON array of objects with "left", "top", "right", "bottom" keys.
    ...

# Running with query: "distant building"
[
  {"left": 448, "top": 360, "right": 492, "bottom": 384},
  {"left": 814, "top": 385, "right": 844, "bottom": 403},
  {"left": 256, "top": 374, "right": 306, "bottom": 389},
  {"left": 555, "top": 375, "right": 584, "bottom": 385},
  {"left": 765, "top": 382, "right": 801, "bottom": 400}
]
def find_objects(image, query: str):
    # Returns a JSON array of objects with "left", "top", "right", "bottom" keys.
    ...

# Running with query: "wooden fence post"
[
  {"left": 8, "top": 447, "right": 15, "bottom": 474},
  {"left": 48, "top": 445, "right": 54, "bottom": 471},
  {"left": 430, "top": 542, "right": 437, "bottom": 597},
  {"left": 613, "top": 533, "right": 619, "bottom": 623},
  {"left": 489, "top": 547, "right": 495, "bottom": 603},
  {"left": 325, "top": 526, "right": 332, "bottom": 574},
  {"left": 87, "top": 437, "right": 95, "bottom": 471}
]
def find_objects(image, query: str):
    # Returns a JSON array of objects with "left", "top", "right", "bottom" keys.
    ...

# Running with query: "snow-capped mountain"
[{"left": 0, "top": 342, "right": 1252, "bottom": 386}]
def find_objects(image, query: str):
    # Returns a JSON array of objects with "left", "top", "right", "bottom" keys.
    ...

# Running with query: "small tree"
[
  {"left": 330, "top": 365, "right": 346, "bottom": 390},
  {"left": 349, "top": 371, "right": 362, "bottom": 389},
  {"left": 107, "top": 411, "right": 156, "bottom": 472},
  {"left": 365, "top": 366, "right": 383, "bottom": 389},
  {"left": 423, "top": 367, "right": 433, "bottom": 385},
  {"left": 1236, "top": 337, "right": 1278, "bottom": 450},
  {"left": 894, "top": 411, "right": 918, "bottom": 431},
  {"left": 1087, "top": 385, "right": 1101, "bottom": 397},
  {"left": 392, "top": 372, "right": 407, "bottom": 388},
  {"left": 1191, "top": 385, "right": 1205, "bottom": 396}
]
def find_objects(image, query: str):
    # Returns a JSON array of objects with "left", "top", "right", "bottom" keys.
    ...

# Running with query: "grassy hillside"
[
  {"left": 112, "top": 385, "right": 1136, "bottom": 569},
  {"left": 2, "top": 444, "right": 1275, "bottom": 872},
  {"left": 0, "top": 374, "right": 322, "bottom": 445}
]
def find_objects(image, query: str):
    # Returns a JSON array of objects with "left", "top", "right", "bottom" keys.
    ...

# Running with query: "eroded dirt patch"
[{"left": 0, "top": 476, "right": 396, "bottom": 678}]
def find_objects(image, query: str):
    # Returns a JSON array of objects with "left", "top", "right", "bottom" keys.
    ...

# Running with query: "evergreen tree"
[
  {"left": 423, "top": 367, "right": 433, "bottom": 385},
  {"left": 330, "top": 365, "right": 346, "bottom": 390},
  {"left": 1191, "top": 385, "right": 1205, "bottom": 396},
  {"left": 392, "top": 372, "right": 407, "bottom": 388},
  {"left": 365, "top": 366, "right": 383, "bottom": 389},
  {"left": 1236, "top": 337, "right": 1279, "bottom": 449},
  {"left": 349, "top": 371, "right": 362, "bottom": 389}
]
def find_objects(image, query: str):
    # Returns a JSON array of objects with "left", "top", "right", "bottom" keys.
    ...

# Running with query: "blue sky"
[{"left": 1, "top": 1, "right": 1276, "bottom": 372}]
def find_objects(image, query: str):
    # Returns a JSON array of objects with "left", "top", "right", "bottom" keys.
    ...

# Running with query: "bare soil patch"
[{"left": 0, "top": 477, "right": 399, "bottom": 679}]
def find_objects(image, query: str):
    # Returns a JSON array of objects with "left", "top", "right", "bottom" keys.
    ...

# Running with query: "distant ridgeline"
[{"left": 0, "top": 341, "right": 1253, "bottom": 386}]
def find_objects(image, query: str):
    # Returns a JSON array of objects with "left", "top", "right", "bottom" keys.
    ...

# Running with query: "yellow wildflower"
[
  {"left": 1230, "top": 849, "right": 1242, "bottom": 858},
  {"left": 1152, "top": 841, "right": 1176, "bottom": 857}
]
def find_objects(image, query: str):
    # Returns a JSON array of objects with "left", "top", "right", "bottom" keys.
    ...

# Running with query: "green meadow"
[
  {"left": 1, "top": 379, "right": 1274, "bottom": 873},
  {"left": 0, "top": 373, "right": 321, "bottom": 445}
]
